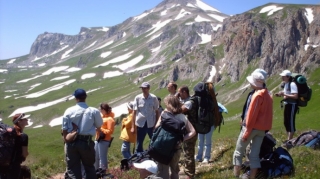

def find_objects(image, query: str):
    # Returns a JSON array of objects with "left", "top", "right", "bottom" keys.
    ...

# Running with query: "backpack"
[
  {"left": 289, "top": 73, "right": 312, "bottom": 107},
  {"left": 260, "top": 147, "right": 294, "bottom": 178},
  {"left": 148, "top": 112, "right": 186, "bottom": 165},
  {"left": 188, "top": 82, "right": 221, "bottom": 134},
  {"left": 0, "top": 122, "right": 17, "bottom": 166}
]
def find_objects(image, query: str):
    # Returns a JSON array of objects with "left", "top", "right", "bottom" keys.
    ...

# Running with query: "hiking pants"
[
  {"left": 94, "top": 140, "right": 110, "bottom": 170},
  {"left": 196, "top": 126, "right": 215, "bottom": 161},
  {"left": 157, "top": 149, "right": 181, "bottom": 179},
  {"left": 182, "top": 134, "right": 197, "bottom": 177},
  {"left": 233, "top": 127, "right": 265, "bottom": 169},
  {"left": 136, "top": 122, "right": 153, "bottom": 153},
  {"left": 284, "top": 103, "right": 298, "bottom": 132},
  {"left": 66, "top": 137, "right": 97, "bottom": 179},
  {"left": 121, "top": 141, "right": 132, "bottom": 159}
]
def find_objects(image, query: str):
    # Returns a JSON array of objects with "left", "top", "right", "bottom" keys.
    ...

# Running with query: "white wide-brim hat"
[
  {"left": 133, "top": 160, "right": 158, "bottom": 174},
  {"left": 246, "top": 72, "right": 265, "bottom": 88}
]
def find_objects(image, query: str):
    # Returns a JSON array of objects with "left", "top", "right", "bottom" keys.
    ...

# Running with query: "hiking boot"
[{"left": 202, "top": 158, "right": 209, "bottom": 164}]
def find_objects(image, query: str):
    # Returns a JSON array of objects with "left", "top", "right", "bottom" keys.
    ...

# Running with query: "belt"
[{"left": 76, "top": 135, "right": 92, "bottom": 141}]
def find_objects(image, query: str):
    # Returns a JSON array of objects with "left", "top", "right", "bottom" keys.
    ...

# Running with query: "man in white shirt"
[
  {"left": 276, "top": 70, "right": 298, "bottom": 141},
  {"left": 167, "top": 81, "right": 178, "bottom": 96},
  {"left": 131, "top": 82, "right": 159, "bottom": 153}
]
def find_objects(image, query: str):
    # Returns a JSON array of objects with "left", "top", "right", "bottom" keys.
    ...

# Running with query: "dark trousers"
[
  {"left": 284, "top": 103, "right": 298, "bottom": 132},
  {"left": 136, "top": 122, "right": 153, "bottom": 153},
  {"left": 0, "top": 162, "right": 21, "bottom": 179},
  {"left": 66, "top": 138, "right": 96, "bottom": 179},
  {"left": 182, "top": 134, "right": 198, "bottom": 177}
]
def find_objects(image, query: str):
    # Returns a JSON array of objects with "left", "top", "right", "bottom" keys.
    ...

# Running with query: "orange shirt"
[
  {"left": 95, "top": 112, "right": 115, "bottom": 141},
  {"left": 243, "top": 89, "right": 273, "bottom": 139}
]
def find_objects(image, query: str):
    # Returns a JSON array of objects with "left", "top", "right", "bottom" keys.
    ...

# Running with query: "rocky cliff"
[{"left": 212, "top": 5, "right": 320, "bottom": 82}]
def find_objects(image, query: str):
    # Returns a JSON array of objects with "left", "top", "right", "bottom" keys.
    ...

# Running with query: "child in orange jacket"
[{"left": 119, "top": 102, "right": 136, "bottom": 159}]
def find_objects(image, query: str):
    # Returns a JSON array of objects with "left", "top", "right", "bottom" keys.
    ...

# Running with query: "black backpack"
[
  {"left": 188, "top": 82, "right": 221, "bottom": 134},
  {"left": 0, "top": 122, "right": 17, "bottom": 166},
  {"left": 289, "top": 73, "right": 312, "bottom": 107},
  {"left": 260, "top": 147, "right": 294, "bottom": 178},
  {"left": 148, "top": 112, "right": 186, "bottom": 165}
]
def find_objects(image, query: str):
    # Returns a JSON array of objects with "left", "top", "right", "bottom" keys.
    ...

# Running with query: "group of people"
[{"left": 0, "top": 67, "right": 299, "bottom": 179}]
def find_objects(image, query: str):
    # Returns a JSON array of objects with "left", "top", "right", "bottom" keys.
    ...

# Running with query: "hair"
[
  {"left": 169, "top": 81, "right": 178, "bottom": 90},
  {"left": 179, "top": 85, "right": 189, "bottom": 95},
  {"left": 77, "top": 95, "right": 87, "bottom": 101},
  {"left": 12, "top": 113, "right": 25, "bottom": 136},
  {"left": 100, "top": 103, "right": 112, "bottom": 114},
  {"left": 157, "top": 97, "right": 161, "bottom": 101},
  {"left": 164, "top": 96, "right": 182, "bottom": 114}
]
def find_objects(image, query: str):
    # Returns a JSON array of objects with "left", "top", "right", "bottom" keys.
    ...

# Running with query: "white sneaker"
[{"left": 202, "top": 158, "right": 209, "bottom": 164}]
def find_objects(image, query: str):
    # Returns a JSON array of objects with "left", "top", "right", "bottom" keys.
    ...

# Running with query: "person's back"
[{"left": 120, "top": 102, "right": 136, "bottom": 159}]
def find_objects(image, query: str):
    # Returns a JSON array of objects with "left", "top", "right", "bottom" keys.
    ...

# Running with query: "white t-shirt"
[{"left": 283, "top": 82, "right": 298, "bottom": 104}]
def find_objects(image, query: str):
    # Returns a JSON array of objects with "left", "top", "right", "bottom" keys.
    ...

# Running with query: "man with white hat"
[
  {"left": 131, "top": 82, "right": 159, "bottom": 153},
  {"left": 275, "top": 70, "right": 298, "bottom": 141},
  {"left": 133, "top": 160, "right": 162, "bottom": 179}
]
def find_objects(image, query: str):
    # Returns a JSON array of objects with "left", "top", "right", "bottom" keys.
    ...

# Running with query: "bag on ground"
[
  {"left": 260, "top": 147, "right": 294, "bottom": 178},
  {"left": 148, "top": 111, "right": 186, "bottom": 165},
  {"left": 0, "top": 122, "right": 17, "bottom": 166},
  {"left": 189, "top": 82, "right": 221, "bottom": 134},
  {"left": 283, "top": 130, "right": 320, "bottom": 150}
]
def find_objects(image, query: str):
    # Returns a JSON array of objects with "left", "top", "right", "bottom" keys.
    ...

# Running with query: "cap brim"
[
  {"left": 246, "top": 76, "right": 255, "bottom": 86},
  {"left": 133, "top": 162, "right": 144, "bottom": 169}
]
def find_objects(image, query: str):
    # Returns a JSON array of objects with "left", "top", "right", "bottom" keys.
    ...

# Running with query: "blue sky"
[{"left": 0, "top": 0, "right": 319, "bottom": 60}]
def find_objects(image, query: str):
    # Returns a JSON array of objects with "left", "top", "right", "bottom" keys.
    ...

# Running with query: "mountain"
[{"left": 0, "top": 1, "right": 320, "bottom": 124}]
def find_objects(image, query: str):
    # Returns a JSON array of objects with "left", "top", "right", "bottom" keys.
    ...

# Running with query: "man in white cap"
[
  {"left": 275, "top": 70, "right": 298, "bottom": 141},
  {"left": 133, "top": 160, "right": 162, "bottom": 179},
  {"left": 233, "top": 72, "right": 273, "bottom": 179},
  {"left": 131, "top": 82, "right": 159, "bottom": 153}
]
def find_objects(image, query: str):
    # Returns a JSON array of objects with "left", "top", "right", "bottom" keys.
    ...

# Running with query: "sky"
[{"left": 0, "top": 0, "right": 319, "bottom": 60}]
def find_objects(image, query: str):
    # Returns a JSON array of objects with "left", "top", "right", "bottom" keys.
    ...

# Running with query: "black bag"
[
  {"left": 0, "top": 122, "right": 17, "bottom": 166},
  {"left": 260, "top": 147, "right": 294, "bottom": 178},
  {"left": 148, "top": 112, "right": 186, "bottom": 165},
  {"left": 289, "top": 73, "right": 312, "bottom": 107}
]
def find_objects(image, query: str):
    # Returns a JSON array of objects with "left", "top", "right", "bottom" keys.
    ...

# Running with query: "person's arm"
[
  {"left": 181, "top": 105, "right": 189, "bottom": 113},
  {"left": 155, "top": 115, "right": 161, "bottom": 129},
  {"left": 184, "top": 120, "right": 196, "bottom": 141},
  {"left": 22, "top": 146, "right": 29, "bottom": 159},
  {"left": 243, "top": 94, "right": 262, "bottom": 140},
  {"left": 101, "top": 118, "right": 115, "bottom": 135},
  {"left": 131, "top": 110, "right": 137, "bottom": 133}
]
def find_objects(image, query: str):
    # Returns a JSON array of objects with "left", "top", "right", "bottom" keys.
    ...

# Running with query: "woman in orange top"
[
  {"left": 119, "top": 102, "right": 137, "bottom": 159},
  {"left": 233, "top": 71, "right": 273, "bottom": 179},
  {"left": 94, "top": 103, "right": 115, "bottom": 175}
]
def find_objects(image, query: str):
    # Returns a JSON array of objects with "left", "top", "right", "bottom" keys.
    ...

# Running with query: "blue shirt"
[{"left": 62, "top": 102, "right": 103, "bottom": 136}]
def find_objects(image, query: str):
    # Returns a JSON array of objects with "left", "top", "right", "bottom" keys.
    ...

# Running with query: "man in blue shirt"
[{"left": 62, "top": 88, "right": 103, "bottom": 179}]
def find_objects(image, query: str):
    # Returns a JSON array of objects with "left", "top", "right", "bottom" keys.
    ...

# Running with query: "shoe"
[
  {"left": 195, "top": 158, "right": 202, "bottom": 162},
  {"left": 202, "top": 158, "right": 209, "bottom": 164},
  {"left": 240, "top": 172, "right": 250, "bottom": 179}
]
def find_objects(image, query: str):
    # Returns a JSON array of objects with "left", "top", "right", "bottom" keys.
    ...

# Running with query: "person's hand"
[{"left": 130, "top": 127, "right": 135, "bottom": 134}]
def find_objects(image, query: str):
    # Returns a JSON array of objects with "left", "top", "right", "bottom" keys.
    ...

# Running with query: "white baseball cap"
[
  {"left": 246, "top": 72, "right": 265, "bottom": 88},
  {"left": 133, "top": 160, "right": 158, "bottom": 174},
  {"left": 279, "top": 70, "right": 291, "bottom": 76}
]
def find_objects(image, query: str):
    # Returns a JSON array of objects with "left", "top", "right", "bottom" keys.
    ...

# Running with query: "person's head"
[
  {"left": 12, "top": 113, "right": 29, "bottom": 135},
  {"left": 126, "top": 101, "right": 134, "bottom": 113},
  {"left": 139, "top": 82, "right": 150, "bottom": 96},
  {"left": 164, "top": 95, "right": 182, "bottom": 114},
  {"left": 133, "top": 160, "right": 158, "bottom": 179},
  {"left": 253, "top": 68, "right": 268, "bottom": 87},
  {"left": 279, "top": 70, "right": 292, "bottom": 83},
  {"left": 246, "top": 72, "right": 265, "bottom": 90},
  {"left": 100, "top": 103, "right": 112, "bottom": 115},
  {"left": 167, "top": 81, "right": 177, "bottom": 94},
  {"left": 73, "top": 88, "right": 87, "bottom": 102},
  {"left": 178, "top": 86, "right": 190, "bottom": 99}
]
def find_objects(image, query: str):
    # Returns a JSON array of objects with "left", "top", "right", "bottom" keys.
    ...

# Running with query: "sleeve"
[
  {"left": 133, "top": 96, "right": 138, "bottom": 111},
  {"left": 290, "top": 82, "right": 298, "bottom": 94},
  {"left": 93, "top": 108, "right": 103, "bottom": 128},
  {"left": 243, "top": 94, "right": 262, "bottom": 140},
  {"left": 122, "top": 114, "right": 133, "bottom": 128},
  {"left": 184, "top": 101, "right": 192, "bottom": 110},
  {"left": 62, "top": 109, "right": 70, "bottom": 131},
  {"left": 21, "top": 133, "right": 28, "bottom": 146},
  {"left": 154, "top": 96, "right": 159, "bottom": 110},
  {"left": 101, "top": 118, "right": 115, "bottom": 135}
]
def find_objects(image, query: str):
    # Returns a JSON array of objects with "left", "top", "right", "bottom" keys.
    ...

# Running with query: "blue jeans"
[
  {"left": 94, "top": 140, "right": 110, "bottom": 170},
  {"left": 136, "top": 122, "right": 153, "bottom": 152},
  {"left": 196, "top": 126, "right": 215, "bottom": 161},
  {"left": 121, "top": 141, "right": 132, "bottom": 159}
]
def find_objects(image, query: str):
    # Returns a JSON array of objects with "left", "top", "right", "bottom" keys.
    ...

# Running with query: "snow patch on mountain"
[
  {"left": 81, "top": 73, "right": 96, "bottom": 80},
  {"left": 103, "top": 71, "right": 123, "bottom": 78},
  {"left": 195, "top": 0, "right": 219, "bottom": 12},
  {"left": 305, "top": 8, "right": 314, "bottom": 23},
  {"left": 195, "top": 15, "right": 211, "bottom": 22},
  {"left": 174, "top": 9, "right": 191, "bottom": 20},
  {"left": 94, "top": 40, "right": 114, "bottom": 50},
  {"left": 7, "top": 59, "right": 16, "bottom": 64},
  {"left": 198, "top": 33, "right": 212, "bottom": 44},
  {"left": 61, "top": 49, "right": 74, "bottom": 59},
  {"left": 50, "top": 76, "right": 70, "bottom": 81},
  {"left": 97, "top": 27, "right": 109, "bottom": 32},
  {"left": 83, "top": 41, "right": 97, "bottom": 50},
  {"left": 113, "top": 55, "right": 144, "bottom": 71},
  {"left": 100, "top": 51, "right": 112, "bottom": 58},
  {"left": 127, "top": 61, "right": 162, "bottom": 73},
  {"left": 146, "top": 19, "right": 172, "bottom": 37},
  {"left": 259, "top": 5, "right": 283, "bottom": 16},
  {"left": 207, "top": 14, "right": 226, "bottom": 22},
  {"left": 95, "top": 51, "right": 134, "bottom": 68}
]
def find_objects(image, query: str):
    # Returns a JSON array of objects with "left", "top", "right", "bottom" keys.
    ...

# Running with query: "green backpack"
[{"left": 289, "top": 73, "right": 312, "bottom": 107}]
